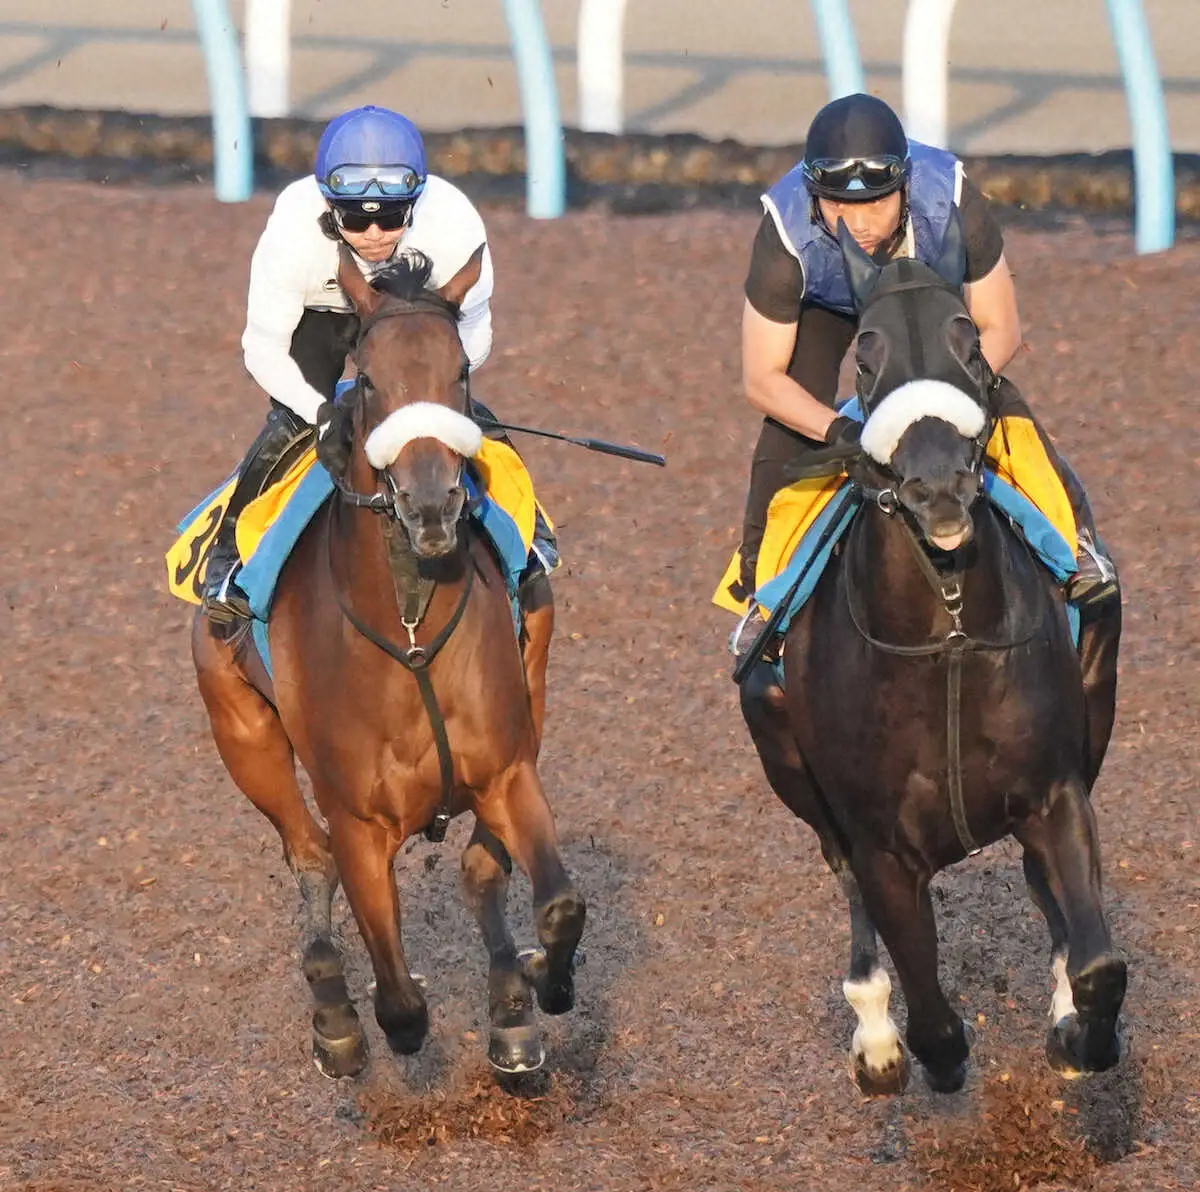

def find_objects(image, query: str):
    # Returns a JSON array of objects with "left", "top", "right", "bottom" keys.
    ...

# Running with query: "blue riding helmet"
[{"left": 314, "top": 106, "right": 427, "bottom": 209}]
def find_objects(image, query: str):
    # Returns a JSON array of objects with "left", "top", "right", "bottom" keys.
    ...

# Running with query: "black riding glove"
[
  {"left": 824, "top": 415, "right": 863, "bottom": 450},
  {"left": 315, "top": 400, "right": 352, "bottom": 478}
]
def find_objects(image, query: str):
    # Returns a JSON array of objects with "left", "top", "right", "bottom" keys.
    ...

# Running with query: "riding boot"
[
  {"left": 728, "top": 421, "right": 824, "bottom": 660},
  {"left": 202, "top": 406, "right": 313, "bottom": 624},
  {"left": 989, "top": 378, "right": 1119, "bottom": 609}
]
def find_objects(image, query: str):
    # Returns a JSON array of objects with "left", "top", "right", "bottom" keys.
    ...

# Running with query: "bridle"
[
  {"left": 851, "top": 273, "right": 994, "bottom": 519},
  {"left": 327, "top": 294, "right": 472, "bottom": 519}
]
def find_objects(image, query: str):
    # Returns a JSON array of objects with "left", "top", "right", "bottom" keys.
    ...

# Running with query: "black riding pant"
[{"left": 735, "top": 303, "right": 856, "bottom": 598}]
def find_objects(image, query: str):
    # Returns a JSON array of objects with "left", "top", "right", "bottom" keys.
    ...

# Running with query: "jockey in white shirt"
[{"left": 203, "top": 105, "right": 554, "bottom": 622}]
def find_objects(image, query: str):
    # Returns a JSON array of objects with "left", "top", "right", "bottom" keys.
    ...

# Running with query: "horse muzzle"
[
  {"left": 408, "top": 520, "right": 461, "bottom": 558},
  {"left": 394, "top": 486, "right": 467, "bottom": 558},
  {"left": 926, "top": 517, "right": 974, "bottom": 553}
]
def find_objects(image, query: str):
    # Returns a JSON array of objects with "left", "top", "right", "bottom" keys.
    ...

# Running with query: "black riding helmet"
[{"left": 801, "top": 93, "right": 911, "bottom": 201}]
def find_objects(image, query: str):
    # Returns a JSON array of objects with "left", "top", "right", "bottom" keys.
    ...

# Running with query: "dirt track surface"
[{"left": 2, "top": 176, "right": 1198, "bottom": 1191}]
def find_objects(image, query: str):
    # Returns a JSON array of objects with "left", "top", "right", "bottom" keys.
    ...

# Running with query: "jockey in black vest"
[{"left": 729, "top": 93, "right": 1117, "bottom": 658}]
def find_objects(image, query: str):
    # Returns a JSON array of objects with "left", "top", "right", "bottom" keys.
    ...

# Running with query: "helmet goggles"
[
  {"left": 802, "top": 154, "right": 909, "bottom": 197},
  {"left": 322, "top": 163, "right": 425, "bottom": 199}
]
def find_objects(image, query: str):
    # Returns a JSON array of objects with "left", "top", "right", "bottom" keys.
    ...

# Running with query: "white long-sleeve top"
[{"left": 241, "top": 173, "right": 494, "bottom": 424}]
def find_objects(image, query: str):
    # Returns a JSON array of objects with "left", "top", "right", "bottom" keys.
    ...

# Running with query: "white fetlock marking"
[
  {"left": 844, "top": 967, "right": 904, "bottom": 1073},
  {"left": 1050, "top": 954, "right": 1076, "bottom": 1024},
  {"left": 365, "top": 973, "right": 426, "bottom": 994}
]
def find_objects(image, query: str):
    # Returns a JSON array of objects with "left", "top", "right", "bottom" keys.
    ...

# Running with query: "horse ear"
[
  {"left": 933, "top": 204, "right": 967, "bottom": 288},
  {"left": 838, "top": 219, "right": 882, "bottom": 311},
  {"left": 337, "top": 244, "right": 383, "bottom": 318},
  {"left": 438, "top": 243, "right": 486, "bottom": 308}
]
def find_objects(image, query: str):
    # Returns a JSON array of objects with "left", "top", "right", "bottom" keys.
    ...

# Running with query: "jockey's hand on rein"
[
  {"left": 315, "top": 400, "right": 352, "bottom": 478},
  {"left": 824, "top": 415, "right": 863, "bottom": 451}
]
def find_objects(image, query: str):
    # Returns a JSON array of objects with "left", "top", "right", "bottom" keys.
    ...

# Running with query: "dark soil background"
[{"left": 1, "top": 175, "right": 1196, "bottom": 1191}]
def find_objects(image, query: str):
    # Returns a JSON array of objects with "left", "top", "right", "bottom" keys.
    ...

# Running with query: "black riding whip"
[{"left": 473, "top": 413, "right": 666, "bottom": 467}]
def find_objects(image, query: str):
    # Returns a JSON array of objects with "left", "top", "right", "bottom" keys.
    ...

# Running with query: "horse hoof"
[
  {"left": 852, "top": 1048, "right": 910, "bottom": 1097},
  {"left": 488, "top": 1023, "right": 546, "bottom": 1075},
  {"left": 923, "top": 1060, "right": 968, "bottom": 1095},
  {"left": 312, "top": 1006, "right": 368, "bottom": 1079},
  {"left": 1045, "top": 1015, "right": 1086, "bottom": 1080},
  {"left": 1045, "top": 1014, "right": 1122, "bottom": 1079}
]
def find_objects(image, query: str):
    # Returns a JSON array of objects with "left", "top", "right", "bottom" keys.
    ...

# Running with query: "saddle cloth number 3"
[{"left": 165, "top": 476, "right": 237, "bottom": 605}]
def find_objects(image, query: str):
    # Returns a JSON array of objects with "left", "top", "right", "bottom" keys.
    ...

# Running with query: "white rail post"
[
  {"left": 902, "top": 0, "right": 958, "bottom": 148},
  {"left": 577, "top": 0, "right": 628, "bottom": 134},
  {"left": 245, "top": 0, "right": 292, "bottom": 118}
]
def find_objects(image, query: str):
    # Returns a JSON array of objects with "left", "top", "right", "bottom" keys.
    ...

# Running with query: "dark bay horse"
[
  {"left": 741, "top": 216, "right": 1125, "bottom": 1094},
  {"left": 192, "top": 246, "right": 585, "bottom": 1078}
]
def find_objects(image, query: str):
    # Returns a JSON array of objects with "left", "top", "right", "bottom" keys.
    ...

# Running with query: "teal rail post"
[
  {"left": 1105, "top": 0, "right": 1173, "bottom": 253},
  {"left": 809, "top": 0, "right": 865, "bottom": 100},
  {"left": 192, "top": 0, "right": 253, "bottom": 201},
  {"left": 503, "top": 0, "right": 566, "bottom": 218}
]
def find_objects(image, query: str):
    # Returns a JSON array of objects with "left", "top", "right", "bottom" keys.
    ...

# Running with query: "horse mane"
[{"left": 369, "top": 251, "right": 460, "bottom": 318}]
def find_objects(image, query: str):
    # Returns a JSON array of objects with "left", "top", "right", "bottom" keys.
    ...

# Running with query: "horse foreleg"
[
  {"left": 1077, "top": 598, "right": 1121, "bottom": 790},
  {"left": 476, "top": 760, "right": 585, "bottom": 1017},
  {"left": 460, "top": 821, "right": 544, "bottom": 1073},
  {"left": 855, "top": 852, "right": 970, "bottom": 1093},
  {"left": 193, "top": 622, "right": 362, "bottom": 1076},
  {"left": 518, "top": 572, "right": 554, "bottom": 751},
  {"left": 837, "top": 869, "right": 909, "bottom": 1096},
  {"left": 1022, "top": 848, "right": 1077, "bottom": 1035},
  {"left": 1015, "top": 778, "right": 1125, "bottom": 1077},
  {"left": 327, "top": 810, "right": 429, "bottom": 1056},
  {"left": 740, "top": 662, "right": 908, "bottom": 1093}
]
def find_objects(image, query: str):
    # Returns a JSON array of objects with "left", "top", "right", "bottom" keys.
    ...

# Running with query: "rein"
[{"left": 326, "top": 294, "right": 475, "bottom": 844}]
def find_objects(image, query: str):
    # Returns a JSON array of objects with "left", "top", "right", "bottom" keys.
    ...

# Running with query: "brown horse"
[{"left": 192, "top": 245, "right": 585, "bottom": 1079}]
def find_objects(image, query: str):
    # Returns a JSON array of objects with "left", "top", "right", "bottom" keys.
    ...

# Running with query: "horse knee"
[{"left": 536, "top": 890, "right": 586, "bottom": 948}]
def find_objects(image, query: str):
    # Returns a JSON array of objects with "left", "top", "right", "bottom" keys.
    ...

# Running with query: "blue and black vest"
[{"left": 764, "top": 140, "right": 960, "bottom": 316}]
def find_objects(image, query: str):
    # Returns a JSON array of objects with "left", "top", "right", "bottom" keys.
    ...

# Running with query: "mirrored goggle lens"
[
  {"left": 325, "top": 165, "right": 424, "bottom": 198},
  {"left": 807, "top": 156, "right": 907, "bottom": 191},
  {"left": 334, "top": 205, "right": 411, "bottom": 232}
]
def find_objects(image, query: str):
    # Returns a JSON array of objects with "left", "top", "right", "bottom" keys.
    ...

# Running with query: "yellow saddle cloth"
[
  {"left": 712, "top": 414, "right": 1078, "bottom": 614},
  {"left": 166, "top": 438, "right": 549, "bottom": 606}
]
